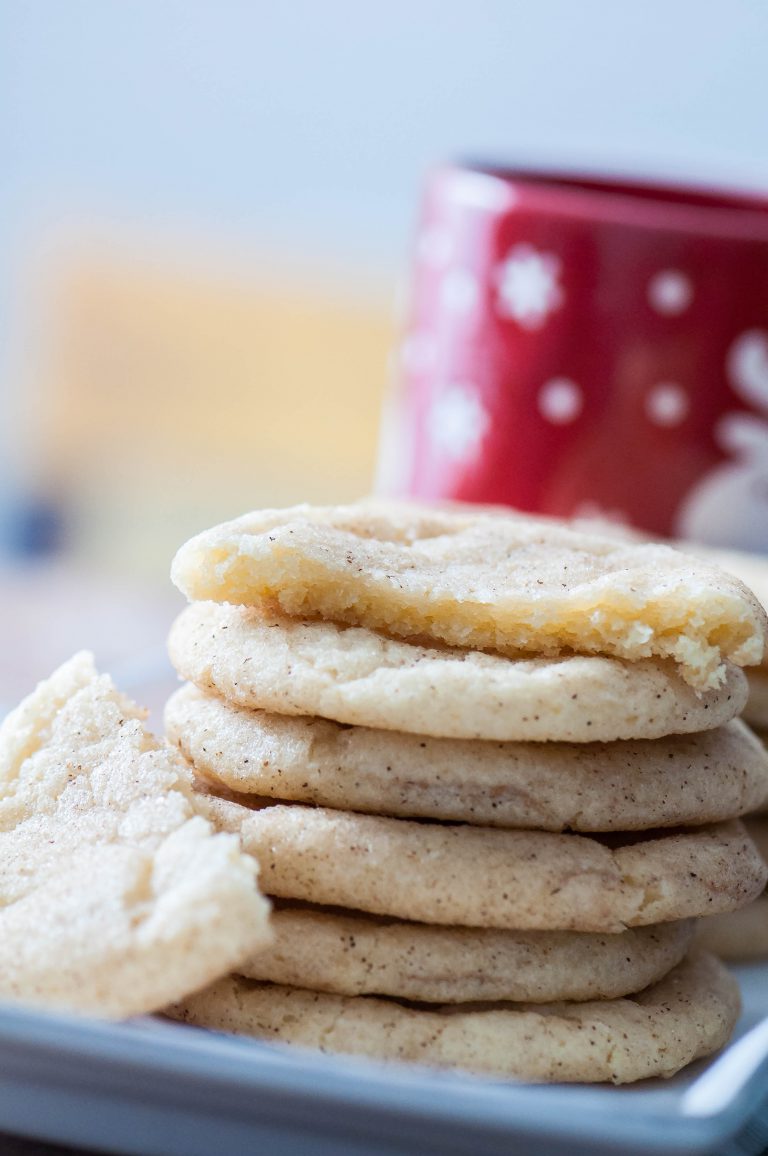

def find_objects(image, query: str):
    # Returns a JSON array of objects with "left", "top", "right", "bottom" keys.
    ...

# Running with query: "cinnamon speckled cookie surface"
[
  {"left": 193, "top": 791, "right": 767, "bottom": 933},
  {"left": 167, "top": 951, "right": 739, "bottom": 1084},
  {"left": 168, "top": 603, "right": 748, "bottom": 743},
  {"left": 240, "top": 906, "right": 694, "bottom": 1003},
  {"left": 167, "top": 684, "right": 768, "bottom": 830}
]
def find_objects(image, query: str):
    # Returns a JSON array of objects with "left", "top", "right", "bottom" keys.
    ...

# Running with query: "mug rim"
[{"left": 439, "top": 161, "right": 768, "bottom": 240}]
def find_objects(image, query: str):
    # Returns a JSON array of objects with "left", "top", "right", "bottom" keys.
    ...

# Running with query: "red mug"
[{"left": 378, "top": 164, "right": 768, "bottom": 550}]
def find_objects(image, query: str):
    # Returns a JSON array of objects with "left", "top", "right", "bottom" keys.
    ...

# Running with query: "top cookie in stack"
[
  {"left": 171, "top": 502, "right": 764, "bottom": 694},
  {"left": 166, "top": 503, "right": 768, "bottom": 1084}
]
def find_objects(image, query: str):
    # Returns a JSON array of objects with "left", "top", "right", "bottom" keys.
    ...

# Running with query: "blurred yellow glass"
[{"left": 35, "top": 251, "right": 393, "bottom": 576}]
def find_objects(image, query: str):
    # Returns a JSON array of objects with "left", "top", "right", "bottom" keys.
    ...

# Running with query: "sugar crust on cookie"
[{"left": 0, "top": 653, "right": 272, "bottom": 1017}]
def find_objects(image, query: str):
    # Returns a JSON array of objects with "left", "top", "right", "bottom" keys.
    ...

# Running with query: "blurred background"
[
  {"left": 5, "top": 1, "right": 768, "bottom": 576},
  {"left": 3, "top": 0, "right": 768, "bottom": 700}
]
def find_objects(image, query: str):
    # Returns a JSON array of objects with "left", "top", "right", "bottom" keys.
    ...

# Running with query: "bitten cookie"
[
  {"left": 170, "top": 502, "right": 767, "bottom": 689},
  {"left": 683, "top": 543, "right": 768, "bottom": 726}
]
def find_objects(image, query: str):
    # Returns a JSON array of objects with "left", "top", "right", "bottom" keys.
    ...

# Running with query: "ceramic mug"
[{"left": 379, "top": 164, "right": 768, "bottom": 549}]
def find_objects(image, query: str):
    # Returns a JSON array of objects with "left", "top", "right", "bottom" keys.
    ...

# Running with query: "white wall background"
[
  {"left": 3, "top": 0, "right": 768, "bottom": 499},
  {"left": 6, "top": 0, "right": 768, "bottom": 268}
]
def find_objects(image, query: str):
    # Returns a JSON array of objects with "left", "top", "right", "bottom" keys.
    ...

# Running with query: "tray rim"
[{"left": 0, "top": 993, "right": 766, "bottom": 1156}]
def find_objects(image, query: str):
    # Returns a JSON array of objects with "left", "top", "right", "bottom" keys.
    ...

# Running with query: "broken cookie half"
[{"left": 0, "top": 652, "right": 271, "bottom": 1018}]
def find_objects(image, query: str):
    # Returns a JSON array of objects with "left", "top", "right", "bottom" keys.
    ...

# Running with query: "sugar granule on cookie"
[
  {"left": 0, "top": 652, "right": 272, "bottom": 1018},
  {"left": 170, "top": 503, "right": 767, "bottom": 690}
]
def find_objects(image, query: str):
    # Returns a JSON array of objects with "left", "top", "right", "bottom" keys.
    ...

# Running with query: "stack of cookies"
[
  {"left": 689, "top": 545, "right": 768, "bottom": 961},
  {"left": 164, "top": 504, "right": 768, "bottom": 1084}
]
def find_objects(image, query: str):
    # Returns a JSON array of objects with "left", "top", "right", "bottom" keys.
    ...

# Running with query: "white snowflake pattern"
[
  {"left": 676, "top": 328, "right": 768, "bottom": 548},
  {"left": 427, "top": 383, "right": 489, "bottom": 462},
  {"left": 727, "top": 329, "right": 768, "bottom": 409},
  {"left": 495, "top": 244, "right": 564, "bottom": 329}
]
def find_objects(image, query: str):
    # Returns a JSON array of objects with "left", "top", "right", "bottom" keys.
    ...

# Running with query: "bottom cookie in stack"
[{"left": 168, "top": 944, "right": 737, "bottom": 1084}]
